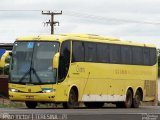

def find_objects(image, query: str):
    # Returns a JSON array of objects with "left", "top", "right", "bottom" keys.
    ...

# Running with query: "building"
[{"left": 0, "top": 43, "right": 13, "bottom": 50}]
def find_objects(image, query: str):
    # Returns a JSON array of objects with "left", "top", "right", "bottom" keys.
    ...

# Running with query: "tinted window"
[
  {"left": 84, "top": 42, "right": 97, "bottom": 62},
  {"left": 132, "top": 47, "right": 143, "bottom": 65},
  {"left": 143, "top": 48, "right": 150, "bottom": 65},
  {"left": 121, "top": 46, "right": 132, "bottom": 64},
  {"left": 109, "top": 45, "right": 121, "bottom": 64},
  {"left": 150, "top": 48, "right": 156, "bottom": 65},
  {"left": 72, "top": 41, "right": 84, "bottom": 62},
  {"left": 97, "top": 43, "right": 109, "bottom": 63},
  {"left": 71, "top": 40, "right": 156, "bottom": 66}
]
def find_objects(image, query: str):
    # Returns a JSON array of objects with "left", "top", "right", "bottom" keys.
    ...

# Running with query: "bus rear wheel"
[
  {"left": 63, "top": 89, "right": 78, "bottom": 109},
  {"left": 116, "top": 89, "right": 133, "bottom": 108},
  {"left": 84, "top": 102, "right": 104, "bottom": 108},
  {"left": 132, "top": 91, "right": 141, "bottom": 108},
  {"left": 25, "top": 101, "right": 37, "bottom": 109},
  {"left": 124, "top": 89, "right": 133, "bottom": 108}
]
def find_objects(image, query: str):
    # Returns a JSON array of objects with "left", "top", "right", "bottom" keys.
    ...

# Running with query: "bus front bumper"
[{"left": 9, "top": 92, "right": 55, "bottom": 102}]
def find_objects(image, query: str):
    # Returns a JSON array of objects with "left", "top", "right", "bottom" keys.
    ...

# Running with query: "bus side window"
[
  {"left": 143, "top": 48, "right": 150, "bottom": 65},
  {"left": 97, "top": 43, "right": 109, "bottom": 63},
  {"left": 132, "top": 47, "right": 143, "bottom": 65},
  {"left": 109, "top": 44, "right": 121, "bottom": 64},
  {"left": 121, "top": 46, "right": 132, "bottom": 64},
  {"left": 84, "top": 42, "right": 97, "bottom": 62},
  {"left": 72, "top": 41, "right": 84, "bottom": 62},
  {"left": 58, "top": 41, "right": 71, "bottom": 81},
  {"left": 150, "top": 48, "right": 156, "bottom": 65}
]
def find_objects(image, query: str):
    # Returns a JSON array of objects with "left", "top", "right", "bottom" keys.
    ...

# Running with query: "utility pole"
[{"left": 42, "top": 11, "right": 62, "bottom": 34}]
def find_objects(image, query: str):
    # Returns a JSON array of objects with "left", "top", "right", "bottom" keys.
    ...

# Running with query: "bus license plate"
[{"left": 26, "top": 96, "right": 34, "bottom": 99}]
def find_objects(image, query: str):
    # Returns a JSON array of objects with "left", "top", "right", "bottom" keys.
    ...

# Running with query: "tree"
[{"left": 158, "top": 49, "right": 160, "bottom": 76}]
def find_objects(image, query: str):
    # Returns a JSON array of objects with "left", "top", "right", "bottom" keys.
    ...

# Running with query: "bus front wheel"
[
  {"left": 63, "top": 88, "right": 78, "bottom": 109},
  {"left": 25, "top": 101, "right": 37, "bottom": 109}
]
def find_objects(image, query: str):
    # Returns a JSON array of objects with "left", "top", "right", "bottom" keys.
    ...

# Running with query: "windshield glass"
[{"left": 10, "top": 41, "right": 59, "bottom": 84}]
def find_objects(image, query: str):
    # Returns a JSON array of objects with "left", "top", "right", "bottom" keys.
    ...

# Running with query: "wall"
[{"left": 0, "top": 75, "right": 8, "bottom": 98}]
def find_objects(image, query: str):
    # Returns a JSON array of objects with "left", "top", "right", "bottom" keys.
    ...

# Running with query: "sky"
[{"left": 0, "top": 0, "right": 160, "bottom": 48}]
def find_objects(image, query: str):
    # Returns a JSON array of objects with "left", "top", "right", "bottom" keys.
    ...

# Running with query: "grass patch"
[{"left": 0, "top": 102, "right": 26, "bottom": 108}]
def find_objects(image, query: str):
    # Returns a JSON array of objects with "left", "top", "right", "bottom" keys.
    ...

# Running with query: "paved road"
[{"left": 0, "top": 106, "right": 160, "bottom": 120}]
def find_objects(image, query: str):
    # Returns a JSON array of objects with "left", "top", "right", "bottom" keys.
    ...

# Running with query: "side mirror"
[
  {"left": 53, "top": 52, "right": 60, "bottom": 69},
  {"left": 9, "top": 52, "right": 12, "bottom": 56}
]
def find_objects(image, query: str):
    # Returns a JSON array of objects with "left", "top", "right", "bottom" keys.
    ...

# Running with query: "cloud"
[{"left": 0, "top": 0, "right": 159, "bottom": 48}]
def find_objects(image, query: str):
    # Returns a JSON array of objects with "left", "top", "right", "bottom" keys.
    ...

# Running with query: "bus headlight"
[
  {"left": 42, "top": 88, "right": 55, "bottom": 93},
  {"left": 9, "top": 88, "right": 19, "bottom": 92}
]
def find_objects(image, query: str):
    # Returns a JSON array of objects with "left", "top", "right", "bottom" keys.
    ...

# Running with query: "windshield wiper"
[
  {"left": 32, "top": 68, "right": 42, "bottom": 83},
  {"left": 18, "top": 67, "right": 42, "bottom": 84},
  {"left": 18, "top": 69, "right": 30, "bottom": 83}
]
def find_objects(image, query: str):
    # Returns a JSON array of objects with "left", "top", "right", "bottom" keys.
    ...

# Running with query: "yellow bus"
[
  {"left": 9, "top": 34, "right": 158, "bottom": 108},
  {"left": 0, "top": 50, "right": 10, "bottom": 68},
  {"left": 0, "top": 50, "right": 10, "bottom": 75}
]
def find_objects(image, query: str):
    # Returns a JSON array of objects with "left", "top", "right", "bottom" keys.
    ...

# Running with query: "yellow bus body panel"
[{"left": 9, "top": 34, "right": 158, "bottom": 103}]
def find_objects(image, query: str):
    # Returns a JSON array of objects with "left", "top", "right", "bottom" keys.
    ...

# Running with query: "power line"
[
  {"left": 42, "top": 11, "right": 62, "bottom": 34},
  {"left": 0, "top": 9, "right": 159, "bottom": 25},
  {"left": 64, "top": 11, "right": 160, "bottom": 25}
]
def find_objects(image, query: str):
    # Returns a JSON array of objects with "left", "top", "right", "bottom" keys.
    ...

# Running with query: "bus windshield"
[{"left": 10, "top": 41, "right": 59, "bottom": 84}]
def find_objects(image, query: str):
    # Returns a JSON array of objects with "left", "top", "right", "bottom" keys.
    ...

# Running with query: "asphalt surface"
[{"left": 0, "top": 106, "right": 160, "bottom": 120}]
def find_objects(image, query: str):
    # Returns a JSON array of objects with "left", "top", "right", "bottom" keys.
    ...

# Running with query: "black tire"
[
  {"left": 63, "top": 89, "right": 78, "bottom": 109},
  {"left": 124, "top": 89, "right": 133, "bottom": 108},
  {"left": 132, "top": 91, "right": 141, "bottom": 108},
  {"left": 116, "top": 90, "right": 133, "bottom": 108},
  {"left": 84, "top": 102, "right": 104, "bottom": 108},
  {"left": 25, "top": 101, "right": 37, "bottom": 109}
]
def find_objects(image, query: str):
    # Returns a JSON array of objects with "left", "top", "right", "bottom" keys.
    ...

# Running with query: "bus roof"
[{"left": 16, "top": 34, "right": 156, "bottom": 48}]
